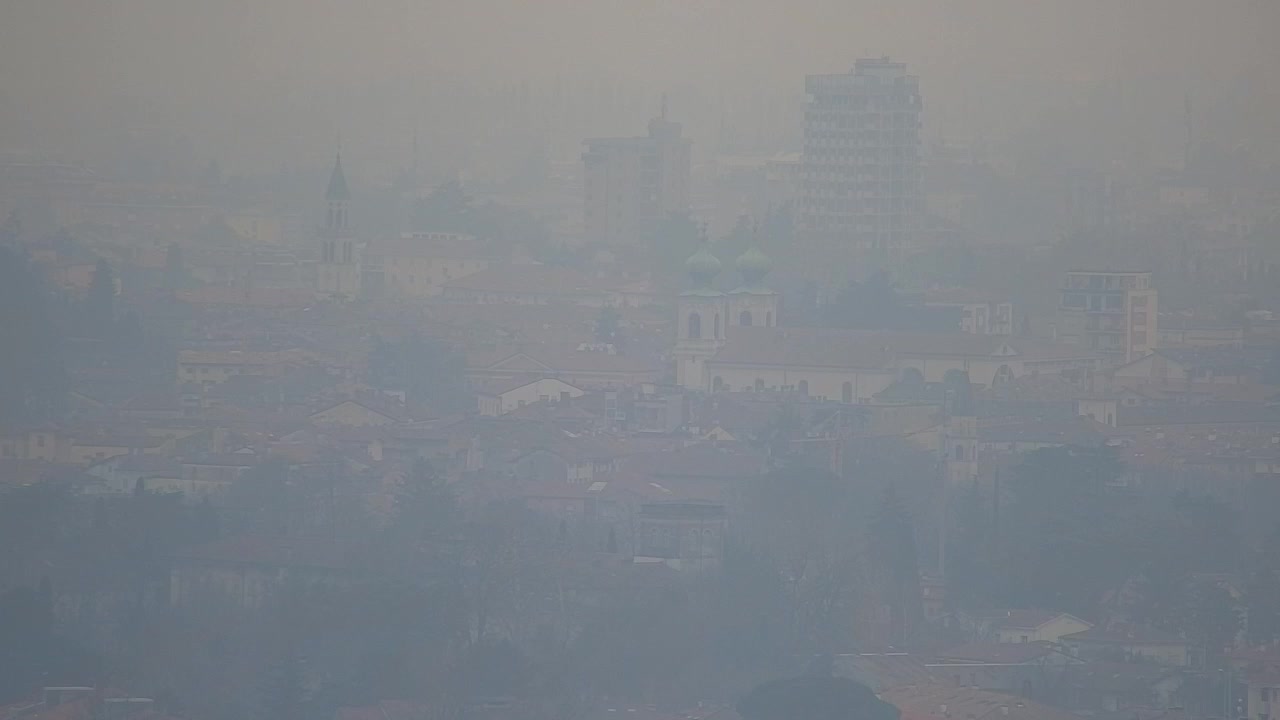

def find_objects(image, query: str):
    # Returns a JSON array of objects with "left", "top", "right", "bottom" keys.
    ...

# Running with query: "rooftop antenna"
[
  {"left": 1183, "top": 91, "right": 1194, "bottom": 173},
  {"left": 410, "top": 114, "right": 420, "bottom": 184}
]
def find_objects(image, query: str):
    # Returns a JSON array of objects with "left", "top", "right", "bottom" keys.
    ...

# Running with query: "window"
[
  {"left": 713, "top": 376, "right": 724, "bottom": 392},
  {"left": 740, "top": 310, "right": 752, "bottom": 326},
  {"left": 955, "top": 444, "right": 966, "bottom": 461},
  {"left": 1020, "top": 635, "right": 1029, "bottom": 643},
  {"left": 687, "top": 312, "right": 702, "bottom": 339},
  {"left": 755, "top": 378, "right": 765, "bottom": 392},
  {"left": 798, "top": 380, "right": 809, "bottom": 396},
  {"left": 713, "top": 314, "right": 720, "bottom": 338},
  {"left": 766, "top": 311, "right": 773, "bottom": 326},
  {"left": 843, "top": 381, "right": 853, "bottom": 404}
]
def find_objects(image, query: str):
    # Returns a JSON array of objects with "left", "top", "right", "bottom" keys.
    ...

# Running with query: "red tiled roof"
[{"left": 934, "top": 642, "right": 1059, "bottom": 665}]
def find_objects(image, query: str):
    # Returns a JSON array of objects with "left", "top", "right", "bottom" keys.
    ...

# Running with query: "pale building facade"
[
  {"left": 1057, "top": 270, "right": 1157, "bottom": 364},
  {"left": 583, "top": 108, "right": 692, "bottom": 246},
  {"left": 364, "top": 232, "right": 494, "bottom": 298},
  {"left": 674, "top": 244, "right": 780, "bottom": 391},
  {"left": 798, "top": 58, "right": 923, "bottom": 276},
  {"left": 477, "top": 378, "right": 585, "bottom": 416}
]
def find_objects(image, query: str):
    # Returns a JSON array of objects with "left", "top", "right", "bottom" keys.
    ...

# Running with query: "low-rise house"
[
  {"left": 0, "top": 427, "right": 64, "bottom": 462},
  {"left": 1061, "top": 627, "right": 1190, "bottom": 667},
  {"left": 477, "top": 377, "right": 585, "bottom": 416},
  {"left": 363, "top": 232, "right": 497, "bottom": 298},
  {"left": 920, "top": 289, "right": 1015, "bottom": 335},
  {"left": 633, "top": 501, "right": 727, "bottom": 571},
  {"left": 974, "top": 609, "right": 1095, "bottom": 644},
  {"left": 704, "top": 327, "right": 1100, "bottom": 399},
  {"left": 181, "top": 452, "right": 256, "bottom": 485},
  {"left": 929, "top": 642, "right": 1080, "bottom": 698},
  {"left": 85, "top": 454, "right": 184, "bottom": 496},
  {"left": 308, "top": 397, "right": 408, "bottom": 427},
  {"left": 467, "top": 344, "right": 662, "bottom": 389},
  {"left": 67, "top": 433, "right": 170, "bottom": 466},
  {"left": 1060, "top": 660, "right": 1184, "bottom": 713}
]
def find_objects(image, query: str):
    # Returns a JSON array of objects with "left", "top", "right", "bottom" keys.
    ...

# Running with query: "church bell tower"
[{"left": 316, "top": 153, "right": 362, "bottom": 299}]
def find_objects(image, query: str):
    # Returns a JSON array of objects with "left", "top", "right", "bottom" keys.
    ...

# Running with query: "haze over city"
[{"left": 3, "top": 5, "right": 1280, "bottom": 720}]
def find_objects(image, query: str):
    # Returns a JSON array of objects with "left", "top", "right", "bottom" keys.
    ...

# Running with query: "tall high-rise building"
[
  {"left": 582, "top": 105, "right": 691, "bottom": 246},
  {"left": 799, "top": 58, "right": 923, "bottom": 277},
  {"left": 1057, "top": 270, "right": 1157, "bottom": 364}
]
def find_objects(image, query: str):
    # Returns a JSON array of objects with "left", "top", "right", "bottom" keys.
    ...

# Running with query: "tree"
[
  {"left": 389, "top": 459, "right": 459, "bottom": 556},
  {"left": 649, "top": 212, "right": 701, "bottom": 280},
  {"left": 869, "top": 484, "right": 924, "bottom": 645},
  {"left": 594, "top": 306, "right": 621, "bottom": 344},
  {"left": 368, "top": 333, "right": 468, "bottom": 413},
  {"left": 164, "top": 242, "right": 189, "bottom": 290},
  {"left": 0, "top": 246, "right": 66, "bottom": 425},
  {"left": 1169, "top": 580, "right": 1241, "bottom": 662},
  {"left": 1244, "top": 567, "right": 1280, "bottom": 646},
  {"left": 1000, "top": 445, "right": 1132, "bottom": 614},
  {"left": 738, "top": 676, "right": 898, "bottom": 720},
  {"left": 0, "top": 583, "right": 97, "bottom": 704},
  {"left": 86, "top": 258, "right": 116, "bottom": 335}
]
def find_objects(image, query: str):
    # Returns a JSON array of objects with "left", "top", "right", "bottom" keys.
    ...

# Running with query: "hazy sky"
[{"left": 3, "top": 0, "right": 1277, "bottom": 176}]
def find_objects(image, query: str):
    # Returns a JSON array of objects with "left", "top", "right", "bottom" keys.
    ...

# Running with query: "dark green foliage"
[
  {"left": 86, "top": 259, "right": 115, "bottom": 334},
  {"left": 1000, "top": 445, "right": 1131, "bottom": 614},
  {"left": 0, "top": 583, "right": 98, "bottom": 704},
  {"left": 369, "top": 333, "right": 468, "bottom": 413},
  {"left": 869, "top": 484, "right": 924, "bottom": 645},
  {"left": 0, "top": 245, "right": 66, "bottom": 425},
  {"left": 594, "top": 306, "right": 621, "bottom": 344},
  {"left": 1244, "top": 566, "right": 1280, "bottom": 646}
]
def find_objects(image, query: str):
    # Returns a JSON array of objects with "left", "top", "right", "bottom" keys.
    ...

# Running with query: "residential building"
[
  {"left": 633, "top": 501, "right": 727, "bottom": 572},
  {"left": 1057, "top": 270, "right": 1157, "bottom": 364},
  {"left": 921, "top": 289, "right": 1014, "bottom": 335},
  {"left": 582, "top": 105, "right": 691, "bottom": 246},
  {"left": 477, "top": 377, "right": 585, "bottom": 416},
  {"left": 702, "top": 327, "right": 1100, "bottom": 398},
  {"left": 984, "top": 610, "right": 1094, "bottom": 644},
  {"left": 1060, "top": 627, "right": 1190, "bottom": 667},
  {"left": 362, "top": 232, "right": 496, "bottom": 298},
  {"left": 798, "top": 58, "right": 923, "bottom": 276}
]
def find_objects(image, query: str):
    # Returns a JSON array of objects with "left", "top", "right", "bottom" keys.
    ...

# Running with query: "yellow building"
[
  {"left": 365, "top": 232, "right": 495, "bottom": 298},
  {"left": 225, "top": 209, "right": 284, "bottom": 245},
  {"left": 1058, "top": 270, "right": 1157, "bottom": 364}
]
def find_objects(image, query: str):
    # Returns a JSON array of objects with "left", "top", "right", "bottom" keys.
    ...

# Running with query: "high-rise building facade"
[
  {"left": 1057, "top": 270, "right": 1157, "bottom": 364},
  {"left": 583, "top": 109, "right": 691, "bottom": 246},
  {"left": 799, "top": 58, "right": 923, "bottom": 275}
]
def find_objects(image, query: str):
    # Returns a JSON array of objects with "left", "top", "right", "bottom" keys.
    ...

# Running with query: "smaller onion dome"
[
  {"left": 735, "top": 246, "right": 773, "bottom": 285},
  {"left": 685, "top": 245, "right": 722, "bottom": 287}
]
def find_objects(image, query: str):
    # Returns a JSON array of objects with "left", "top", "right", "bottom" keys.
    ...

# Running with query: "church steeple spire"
[
  {"left": 324, "top": 153, "right": 350, "bottom": 233},
  {"left": 326, "top": 152, "right": 350, "bottom": 202}
]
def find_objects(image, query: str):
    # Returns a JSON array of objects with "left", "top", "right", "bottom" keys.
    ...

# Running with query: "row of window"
[{"left": 686, "top": 310, "right": 774, "bottom": 339}]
